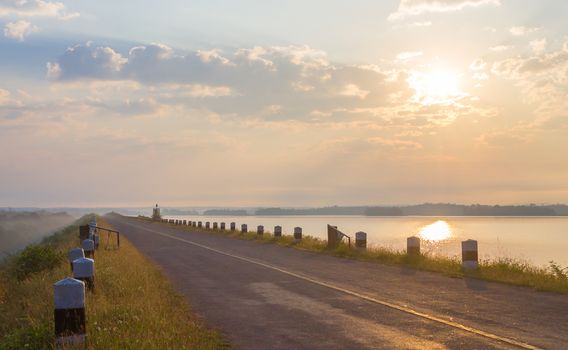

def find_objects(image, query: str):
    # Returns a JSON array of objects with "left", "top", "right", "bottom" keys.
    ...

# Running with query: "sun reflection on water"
[{"left": 419, "top": 220, "right": 453, "bottom": 241}]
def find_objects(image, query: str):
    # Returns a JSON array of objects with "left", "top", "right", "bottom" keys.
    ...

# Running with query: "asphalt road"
[{"left": 105, "top": 214, "right": 568, "bottom": 350}]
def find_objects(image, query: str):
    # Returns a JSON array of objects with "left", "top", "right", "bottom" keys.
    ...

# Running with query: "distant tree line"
[
  {"left": 202, "top": 209, "right": 249, "bottom": 216},
  {"left": 252, "top": 204, "right": 567, "bottom": 216}
]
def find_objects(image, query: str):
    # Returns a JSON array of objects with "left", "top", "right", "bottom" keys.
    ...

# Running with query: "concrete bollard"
[
  {"left": 241, "top": 224, "right": 248, "bottom": 233},
  {"left": 73, "top": 257, "right": 95, "bottom": 291},
  {"left": 230, "top": 222, "right": 236, "bottom": 231},
  {"left": 205, "top": 222, "right": 210, "bottom": 229},
  {"left": 54, "top": 277, "right": 86, "bottom": 348},
  {"left": 462, "top": 240, "right": 479, "bottom": 269},
  {"left": 213, "top": 222, "right": 218, "bottom": 230},
  {"left": 274, "top": 225, "right": 282, "bottom": 237},
  {"left": 198, "top": 221, "right": 202, "bottom": 228},
  {"left": 220, "top": 222, "right": 226, "bottom": 230},
  {"left": 68, "top": 248, "right": 84, "bottom": 271},
  {"left": 294, "top": 227, "right": 302, "bottom": 242},
  {"left": 257, "top": 225, "right": 264, "bottom": 235},
  {"left": 355, "top": 231, "right": 367, "bottom": 249},
  {"left": 82, "top": 239, "right": 95, "bottom": 259},
  {"left": 407, "top": 236, "right": 421, "bottom": 256}
]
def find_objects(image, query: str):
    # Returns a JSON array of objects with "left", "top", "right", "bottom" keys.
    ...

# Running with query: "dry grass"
[
  {"left": 159, "top": 219, "right": 568, "bottom": 294},
  {"left": 0, "top": 215, "right": 227, "bottom": 350}
]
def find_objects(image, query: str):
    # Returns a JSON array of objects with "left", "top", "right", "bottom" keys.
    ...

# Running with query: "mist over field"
[{"left": 0, "top": 211, "right": 75, "bottom": 260}]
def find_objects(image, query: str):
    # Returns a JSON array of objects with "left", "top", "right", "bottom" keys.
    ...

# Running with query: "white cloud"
[
  {"left": 388, "top": 0, "right": 501, "bottom": 21},
  {"left": 3, "top": 20, "right": 38, "bottom": 41},
  {"left": 529, "top": 38, "right": 547, "bottom": 54},
  {"left": 396, "top": 51, "right": 423, "bottom": 62},
  {"left": 509, "top": 26, "right": 539, "bottom": 36},
  {"left": 490, "top": 45, "right": 513, "bottom": 52},
  {"left": 339, "top": 84, "right": 370, "bottom": 99},
  {"left": 0, "top": 0, "right": 78, "bottom": 19},
  {"left": 469, "top": 58, "right": 487, "bottom": 70}
]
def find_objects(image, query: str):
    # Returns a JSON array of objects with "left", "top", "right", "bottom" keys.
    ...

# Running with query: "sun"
[{"left": 408, "top": 69, "right": 465, "bottom": 105}]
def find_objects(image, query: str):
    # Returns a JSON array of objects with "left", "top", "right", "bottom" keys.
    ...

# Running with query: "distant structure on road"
[{"left": 152, "top": 204, "right": 161, "bottom": 221}]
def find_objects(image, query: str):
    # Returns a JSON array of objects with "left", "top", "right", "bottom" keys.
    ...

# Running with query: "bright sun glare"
[
  {"left": 418, "top": 220, "right": 453, "bottom": 241},
  {"left": 408, "top": 70, "right": 464, "bottom": 105}
]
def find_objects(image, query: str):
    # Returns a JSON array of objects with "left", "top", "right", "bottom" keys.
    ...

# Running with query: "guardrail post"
[
  {"left": 220, "top": 222, "right": 226, "bottom": 230},
  {"left": 213, "top": 222, "right": 218, "bottom": 230},
  {"left": 205, "top": 222, "right": 210, "bottom": 229},
  {"left": 257, "top": 225, "right": 264, "bottom": 235},
  {"left": 274, "top": 225, "right": 282, "bottom": 237},
  {"left": 294, "top": 227, "right": 302, "bottom": 242},
  {"left": 81, "top": 239, "right": 95, "bottom": 259},
  {"left": 230, "top": 222, "right": 236, "bottom": 231},
  {"left": 68, "top": 248, "right": 84, "bottom": 272},
  {"left": 198, "top": 221, "right": 202, "bottom": 228},
  {"left": 241, "top": 224, "right": 248, "bottom": 233},
  {"left": 73, "top": 257, "right": 95, "bottom": 291},
  {"left": 355, "top": 231, "right": 367, "bottom": 250},
  {"left": 407, "top": 236, "right": 420, "bottom": 256},
  {"left": 54, "top": 278, "right": 86, "bottom": 348},
  {"left": 93, "top": 234, "right": 100, "bottom": 250},
  {"left": 462, "top": 240, "right": 479, "bottom": 269}
]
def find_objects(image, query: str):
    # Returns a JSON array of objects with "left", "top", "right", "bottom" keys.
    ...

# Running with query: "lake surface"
[{"left": 163, "top": 215, "right": 568, "bottom": 267}]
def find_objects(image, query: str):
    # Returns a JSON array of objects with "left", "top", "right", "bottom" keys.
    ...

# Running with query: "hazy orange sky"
[{"left": 0, "top": 0, "right": 567, "bottom": 207}]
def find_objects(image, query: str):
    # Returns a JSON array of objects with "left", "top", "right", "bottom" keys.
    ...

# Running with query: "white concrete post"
[
  {"left": 230, "top": 222, "right": 236, "bottom": 231},
  {"left": 241, "top": 224, "right": 248, "bottom": 233},
  {"left": 294, "top": 227, "right": 302, "bottom": 242},
  {"left": 462, "top": 240, "right": 479, "bottom": 269},
  {"left": 355, "top": 231, "right": 367, "bottom": 249},
  {"left": 407, "top": 236, "right": 421, "bottom": 256},
  {"left": 220, "top": 222, "right": 226, "bottom": 230},
  {"left": 257, "top": 225, "right": 264, "bottom": 235},
  {"left": 81, "top": 239, "right": 95, "bottom": 259},
  {"left": 68, "top": 248, "right": 84, "bottom": 271},
  {"left": 73, "top": 257, "right": 95, "bottom": 291},
  {"left": 54, "top": 277, "right": 86, "bottom": 348},
  {"left": 274, "top": 225, "right": 282, "bottom": 237}
]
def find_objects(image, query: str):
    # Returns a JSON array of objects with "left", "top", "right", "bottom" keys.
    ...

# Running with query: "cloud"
[
  {"left": 492, "top": 40, "right": 568, "bottom": 124},
  {"left": 509, "top": 26, "right": 539, "bottom": 36},
  {"left": 529, "top": 38, "right": 547, "bottom": 54},
  {"left": 396, "top": 51, "right": 423, "bottom": 62},
  {"left": 388, "top": 0, "right": 500, "bottom": 21},
  {"left": 490, "top": 45, "right": 513, "bottom": 52},
  {"left": 3, "top": 20, "right": 38, "bottom": 41},
  {"left": 0, "top": 0, "right": 78, "bottom": 19},
  {"left": 46, "top": 42, "right": 419, "bottom": 123},
  {"left": 469, "top": 58, "right": 486, "bottom": 70}
]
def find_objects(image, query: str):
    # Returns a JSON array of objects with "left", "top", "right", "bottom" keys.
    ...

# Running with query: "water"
[{"left": 164, "top": 215, "right": 568, "bottom": 267}]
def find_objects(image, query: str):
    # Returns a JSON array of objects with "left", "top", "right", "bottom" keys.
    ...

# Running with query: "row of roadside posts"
[
  {"left": 165, "top": 218, "right": 480, "bottom": 269},
  {"left": 53, "top": 218, "right": 120, "bottom": 349}
]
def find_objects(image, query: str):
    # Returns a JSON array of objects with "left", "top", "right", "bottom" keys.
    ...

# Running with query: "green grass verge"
[
  {"left": 153, "top": 218, "right": 568, "bottom": 294},
  {"left": 0, "top": 215, "right": 227, "bottom": 349}
]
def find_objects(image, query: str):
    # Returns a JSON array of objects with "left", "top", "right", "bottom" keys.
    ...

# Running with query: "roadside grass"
[
  {"left": 0, "top": 215, "right": 227, "bottom": 350},
  {"left": 156, "top": 219, "right": 568, "bottom": 294}
]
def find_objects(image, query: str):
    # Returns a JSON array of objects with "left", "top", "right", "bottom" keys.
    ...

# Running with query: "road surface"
[{"left": 105, "top": 214, "right": 568, "bottom": 350}]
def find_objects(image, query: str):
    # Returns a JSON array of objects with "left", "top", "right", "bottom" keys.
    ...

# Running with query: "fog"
[{"left": 0, "top": 211, "right": 76, "bottom": 260}]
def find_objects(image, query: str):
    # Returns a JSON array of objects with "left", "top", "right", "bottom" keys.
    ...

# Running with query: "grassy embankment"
[
  {"left": 0, "top": 215, "right": 226, "bottom": 349},
  {"left": 152, "top": 218, "right": 568, "bottom": 294}
]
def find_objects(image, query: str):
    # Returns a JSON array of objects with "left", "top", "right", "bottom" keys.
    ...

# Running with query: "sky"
[{"left": 0, "top": 0, "right": 567, "bottom": 207}]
